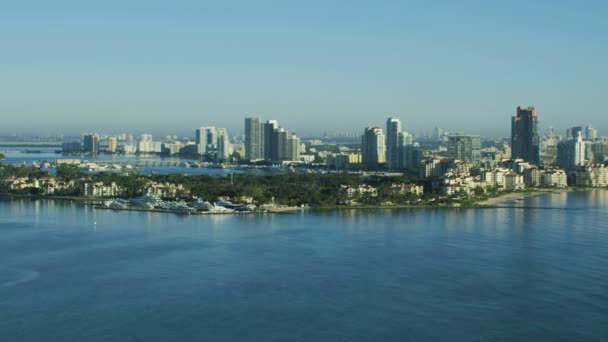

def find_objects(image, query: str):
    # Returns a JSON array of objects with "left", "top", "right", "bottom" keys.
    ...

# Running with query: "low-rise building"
[
  {"left": 572, "top": 165, "right": 608, "bottom": 187},
  {"left": 388, "top": 183, "right": 424, "bottom": 196},
  {"left": 83, "top": 182, "right": 124, "bottom": 197},
  {"left": 504, "top": 172, "right": 525, "bottom": 191},
  {"left": 339, "top": 184, "right": 378, "bottom": 198},
  {"left": 540, "top": 169, "right": 568, "bottom": 188}
]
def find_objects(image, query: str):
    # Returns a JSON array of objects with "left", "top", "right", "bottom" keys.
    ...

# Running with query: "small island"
[{"left": 0, "top": 161, "right": 592, "bottom": 215}]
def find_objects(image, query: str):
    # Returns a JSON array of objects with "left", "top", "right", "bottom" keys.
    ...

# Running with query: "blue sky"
[{"left": 1, "top": 0, "right": 607, "bottom": 137}]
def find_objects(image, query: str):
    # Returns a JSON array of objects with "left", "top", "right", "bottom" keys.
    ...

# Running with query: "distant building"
[
  {"left": 83, "top": 133, "right": 99, "bottom": 154},
  {"left": 161, "top": 142, "right": 182, "bottom": 156},
  {"left": 566, "top": 126, "right": 584, "bottom": 140},
  {"left": 216, "top": 128, "right": 231, "bottom": 162},
  {"left": 62, "top": 141, "right": 81, "bottom": 153},
  {"left": 107, "top": 136, "right": 117, "bottom": 153},
  {"left": 540, "top": 135, "right": 559, "bottom": 166},
  {"left": 195, "top": 127, "right": 207, "bottom": 155},
  {"left": 138, "top": 134, "right": 161, "bottom": 153},
  {"left": 326, "top": 152, "right": 361, "bottom": 171},
  {"left": 244, "top": 117, "right": 264, "bottom": 161},
  {"left": 264, "top": 120, "right": 280, "bottom": 161},
  {"left": 361, "top": 127, "right": 386, "bottom": 168},
  {"left": 386, "top": 117, "right": 401, "bottom": 170},
  {"left": 511, "top": 106, "right": 540, "bottom": 165},
  {"left": 586, "top": 125, "right": 598, "bottom": 141},
  {"left": 557, "top": 132, "right": 586, "bottom": 170},
  {"left": 447, "top": 135, "right": 481, "bottom": 164}
]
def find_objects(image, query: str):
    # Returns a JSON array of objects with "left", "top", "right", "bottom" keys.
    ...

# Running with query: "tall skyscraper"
[
  {"left": 361, "top": 127, "right": 386, "bottom": 168},
  {"left": 244, "top": 118, "right": 264, "bottom": 161},
  {"left": 386, "top": 117, "right": 401, "bottom": 170},
  {"left": 216, "top": 128, "right": 231, "bottom": 162},
  {"left": 511, "top": 106, "right": 540, "bottom": 165},
  {"left": 447, "top": 135, "right": 481, "bottom": 164},
  {"left": 264, "top": 120, "right": 280, "bottom": 161},
  {"left": 195, "top": 128, "right": 207, "bottom": 155}
]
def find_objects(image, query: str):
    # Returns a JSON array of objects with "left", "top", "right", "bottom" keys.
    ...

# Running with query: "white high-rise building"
[
  {"left": 386, "top": 118, "right": 401, "bottom": 170},
  {"left": 195, "top": 127, "right": 215, "bottom": 156},
  {"left": 557, "top": 132, "right": 587, "bottom": 170},
  {"left": 138, "top": 134, "right": 160, "bottom": 153},
  {"left": 195, "top": 128, "right": 206, "bottom": 155},
  {"left": 107, "top": 136, "right": 117, "bottom": 153},
  {"left": 216, "top": 128, "right": 231, "bottom": 162}
]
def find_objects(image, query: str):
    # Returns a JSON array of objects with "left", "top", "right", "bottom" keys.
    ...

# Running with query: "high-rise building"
[
  {"left": 567, "top": 126, "right": 584, "bottom": 140},
  {"left": 138, "top": 134, "right": 161, "bottom": 153},
  {"left": 195, "top": 128, "right": 207, "bottom": 155},
  {"left": 586, "top": 125, "right": 598, "bottom": 141},
  {"left": 540, "top": 135, "right": 559, "bottom": 166},
  {"left": 511, "top": 106, "right": 540, "bottom": 165},
  {"left": 245, "top": 118, "right": 264, "bottom": 161},
  {"left": 205, "top": 127, "right": 217, "bottom": 146},
  {"left": 107, "top": 136, "right": 117, "bottom": 153},
  {"left": 216, "top": 128, "right": 231, "bottom": 162},
  {"left": 287, "top": 133, "right": 300, "bottom": 161},
  {"left": 447, "top": 135, "right": 481, "bottom": 164},
  {"left": 264, "top": 120, "right": 280, "bottom": 161},
  {"left": 83, "top": 133, "right": 99, "bottom": 154},
  {"left": 398, "top": 131, "right": 418, "bottom": 169},
  {"left": 557, "top": 132, "right": 586, "bottom": 170},
  {"left": 386, "top": 118, "right": 401, "bottom": 170},
  {"left": 361, "top": 127, "right": 386, "bottom": 168},
  {"left": 195, "top": 127, "right": 216, "bottom": 156}
]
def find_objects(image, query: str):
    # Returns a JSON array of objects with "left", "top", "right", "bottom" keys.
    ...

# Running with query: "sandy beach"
[{"left": 476, "top": 188, "right": 572, "bottom": 207}]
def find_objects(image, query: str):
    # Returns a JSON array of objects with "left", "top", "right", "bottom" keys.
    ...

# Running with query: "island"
[{"left": 0, "top": 162, "right": 590, "bottom": 214}]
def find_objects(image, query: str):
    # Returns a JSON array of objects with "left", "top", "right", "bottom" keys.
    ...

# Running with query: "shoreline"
[
  {"left": 474, "top": 188, "right": 574, "bottom": 207},
  {"left": 0, "top": 188, "right": 600, "bottom": 215}
]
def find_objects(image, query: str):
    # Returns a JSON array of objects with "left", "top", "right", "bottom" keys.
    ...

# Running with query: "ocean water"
[{"left": 0, "top": 190, "right": 607, "bottom": 341}]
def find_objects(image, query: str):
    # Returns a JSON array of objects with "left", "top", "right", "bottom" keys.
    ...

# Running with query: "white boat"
[
  {"left": 103, "top": 198, "right": 129, "bottom": 209},
  {"left": 129, "top": 191, "right": 162, "bottom": 209},
  {"left": 189, "top": 199, "right": 234, "bottom": 213}
]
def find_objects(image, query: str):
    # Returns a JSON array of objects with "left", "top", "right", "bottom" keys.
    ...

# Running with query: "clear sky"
[{"left": 1, "top": 0, "right": 607, "bottom": 137}]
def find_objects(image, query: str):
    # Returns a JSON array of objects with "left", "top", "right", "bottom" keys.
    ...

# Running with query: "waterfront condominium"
[
  {"left": 386, "top": 117, "right": 401, "bottom": 171},
  {"left": 511, "top": 106, "right": 540, "bottom": 165},
  {"left": 361, "top": 127, "right": 386, "bottom": 168},
  {"left": 244, "top": 117, "right": 264, "bottom": 161}
]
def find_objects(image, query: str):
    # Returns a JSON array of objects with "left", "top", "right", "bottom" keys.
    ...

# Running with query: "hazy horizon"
[{"left": 1, "top": 1, "right": 607, "bottom": 137}]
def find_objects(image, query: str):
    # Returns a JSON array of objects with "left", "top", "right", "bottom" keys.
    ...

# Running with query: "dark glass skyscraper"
[{"left": 511, "top": 106, "right": 540, "bottom": 165}]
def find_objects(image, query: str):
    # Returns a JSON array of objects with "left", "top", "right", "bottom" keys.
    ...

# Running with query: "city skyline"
[{"left": 1, "top": 1, "right": 608, "bottom": 135}]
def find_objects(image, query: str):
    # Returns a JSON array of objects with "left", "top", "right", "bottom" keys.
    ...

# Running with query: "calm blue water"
[
  {"left": 1, "top": 190, "right": 607, "bottom": 341},
  {"left": 0, "top": 147, "right": 243, "bottom": 176}
]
